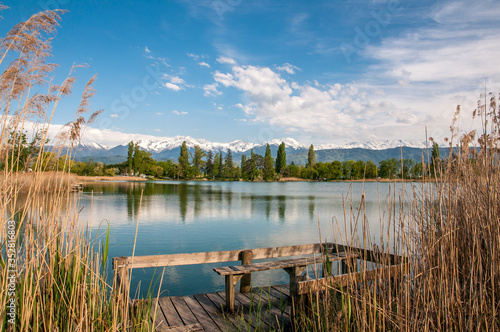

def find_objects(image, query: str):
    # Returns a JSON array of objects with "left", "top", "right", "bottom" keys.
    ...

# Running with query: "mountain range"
[{"left": 72, "top": 136, "right": 436, "bottom": 165}]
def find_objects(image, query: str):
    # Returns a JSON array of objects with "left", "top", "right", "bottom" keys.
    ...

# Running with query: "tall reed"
[
  {"left": 295, "top": 96, "right": 500, "bottom": 331},
  {"left": 0, "top": 9, "right": 152, "bottom": 331}
]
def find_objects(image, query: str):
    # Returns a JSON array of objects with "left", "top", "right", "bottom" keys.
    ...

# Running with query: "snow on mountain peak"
[{"left": 81, "top": 135, "right": 428, "bottom": 154}]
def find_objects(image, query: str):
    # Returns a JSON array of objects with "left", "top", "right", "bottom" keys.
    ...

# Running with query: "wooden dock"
[
  {"left": 114, "top": 243, "right": 406, "bottom": 332},
  {"left": 150, "top": 284, "right": 293, "bottom": 331}
]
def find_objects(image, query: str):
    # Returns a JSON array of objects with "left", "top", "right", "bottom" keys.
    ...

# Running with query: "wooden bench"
[{"left": 214, "top": 251, "right": 360, "bottom": 312}]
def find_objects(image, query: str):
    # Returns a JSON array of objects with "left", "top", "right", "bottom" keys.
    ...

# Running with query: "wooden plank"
[
  {"left": 272, "top": 284, "right": 291, "bottom": 297},
  {"left": 297, "top": 264, "right": 406, "bottom": 295},
  {"left": 193, "top": 293, "right": 234, "bottom": 331},
  {"left": 215, "top": 258, "right": 310, "bottom": 275},
  {"left": 164, "top": 324, "right": 203, "bottom": 332},
  {"left": 121, "top": 243, "right": 325, "bottom": 269},
  {"left": 260, "top": 286, "right": 291, "bottom": 316},
  {"left": 206, "top": 292, "right": 257, "bottom": 331},
  {"left": 150, "top": 298, "right": 170, "bottom": 331},
  {"left": 215, "top": 252, "right": 360, "bottom": 276},
  {"left": 183, "top": 296, "right": 221, "bottom": 332},
  {"left": 170, "top": 297, "right": 199, "bottom": 326},
  {"left": 159, "top": 297, "right": 184, "bottom": 328},
  {"left": 240, "top": 288, "right": 291, "bottom": 330},
  {"left": 229, "top": 291, "right": 271, "bottom": 330}
]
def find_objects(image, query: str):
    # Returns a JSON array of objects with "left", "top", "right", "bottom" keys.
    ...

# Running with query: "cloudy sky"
[{"left": 2, "top": 0, "right": 500, "bottom": 146}]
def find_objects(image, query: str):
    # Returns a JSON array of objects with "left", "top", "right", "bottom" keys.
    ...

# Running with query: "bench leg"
[
  {"left": 284, "top": 265, "right": 306, "bottom": 314},
  {"left": 225, "top": 274, "right": 244, "bottom": 313}
]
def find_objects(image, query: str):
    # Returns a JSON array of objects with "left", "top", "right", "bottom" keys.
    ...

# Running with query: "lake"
[{"left": 78, "top": 180, "right": 413, "bottom": 297}]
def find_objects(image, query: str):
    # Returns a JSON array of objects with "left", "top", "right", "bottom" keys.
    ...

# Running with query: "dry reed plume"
[
  {"left": 0, "top": 8, "right": 152, "bottom": 331},
  {"left": 295, "top": 95, "right": 500, "bottom": 331}
]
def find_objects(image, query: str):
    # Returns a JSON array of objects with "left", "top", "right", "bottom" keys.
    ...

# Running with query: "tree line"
[
  {"left": 2, "top": 135, "right": 441, "bottom": 180},
  {"left": 71, "top": 141, "right": 441, "bottom": 180}
]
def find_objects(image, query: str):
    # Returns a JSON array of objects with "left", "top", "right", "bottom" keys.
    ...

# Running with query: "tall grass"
[
  {"left": 295, "top": 97, "right": 500, "bottom": 331},
  {"left": 0, "top": 9, "right": 152, "bottom": 331}
]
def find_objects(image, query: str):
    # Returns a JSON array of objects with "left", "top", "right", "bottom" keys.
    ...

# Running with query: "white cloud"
[
  {"left": 358, "top": 0, "right": 500, "bottom": 139},
  {"left": 110, "top": 114, "right": 119, "bottom": 118},
  {"left": 172, "top": 110, "right": 188, "bottom": 116},
  {"left": 145, "top": 46, "right": 151, "bottom": 54},
  {"left": 203, "top": 83, "right": 222, "bottom": 97},
  {"left": 164, "top": 82, "right": 182, "bottom": 91},
  {"left": 154, "top": 112, "right": 163, "bottom": 116},
  {"left": 216, "top": 56, "right": 236, "bottom": 65},
  {"left": 153, "top": 128, "right": 161, "bottom": 132},
  {"left": 277, "top": 63, "right": 301, "bottom": 74},
  {"left": 212, "top": 64, "right": 416, "bottom": 141},
  {"left": 198, "top": 61, "right": 210, "bottom": 68},
  {"left": 169, "top": 76, "right": 185, "bottom": 84}
]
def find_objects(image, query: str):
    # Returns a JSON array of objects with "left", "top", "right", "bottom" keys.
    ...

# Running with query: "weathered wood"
[
  {"left": 151, "top": 299, "right": 169, "bottom": 331},
  {"left": 119, "top": 243, "right": 326, "bottom": 269},
  {"left": 206, "top": 293, "right": 256, "bottom": 331},
  {"left": 113, "top": 256, "right": 131, "bottom": 303},
  {"left": 169, "top": 297, "right": 199, "bottom": 326},
  {"left": 239, "top": 250, "right": 253, "bottom": 294},
  {"left": 225, "top": 274, "right": 244, "bottom": 313},
  {"left": 193, "top": 293, "right": 234, "bottom": 331},
  {"left": 163, "top": 324, "right": 203, "bottom": 332},
  {"left": 183, "top": 295, "right": 220, "bottom": 332},
  {"left": 297, "top": 263, "right": 406, "bottom": 295},
  {"left": 239, "top": 288, "right": 287, "bottom": 330},
  {"left": 215, "top": 252, "right": 360, "bottom": 276},
  {"left": 159, "top": 297, "right": 184, "bottom": 327}
]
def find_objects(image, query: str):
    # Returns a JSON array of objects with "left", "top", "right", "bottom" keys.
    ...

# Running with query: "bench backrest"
[{"left": 112, "top": 243, "right": 337, "bottom": 270}]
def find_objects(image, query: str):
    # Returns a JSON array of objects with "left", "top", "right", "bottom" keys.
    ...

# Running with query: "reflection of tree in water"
[
  {"left": 193, "top": 184, "right": 202, "bottom": 218},
  {"left": 265, "top": 195, "right": 272, "bottom": 220},
  {"left": 308, "top": 195, "right": 315, "bottom": 221},
  {"left": 177, "top": 183, "right": 188, "bottom": 222},
  {"left": 277, "top": 195, "right": 286, "bottom": 223},
  {"left": 125, "top": 182, "right": 149, "bottom": 219}
]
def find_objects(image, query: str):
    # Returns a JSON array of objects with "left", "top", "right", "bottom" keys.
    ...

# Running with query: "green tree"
[
  {"left": 329, "top": 161, "right": 343, "bottom": 180},
  {"left": 275, "top": 142, "right": 287, "bottom": 175},
  {"left": 307, "top": 144, "right": 316, "bottom": 168},
  {"left": 158, "top": 160, "right": 175, "bottom": 178},
  {"left": 224, "top": 149, "right": 234, "bottom": 179},
  {"left": 133, "top": 143, "right": 142, "bottom": 175},
  {"left": 342, "top": 160, "right": 355, "bottom": 179},
  {"left": 192, "top": 145, "right": 206, "bottom": 177},
  {"left": 205, "top": 151, "right": 214, "bottom": 179},
  {"left": 263, "top": 144, "right": 275, "bottom": 180},
  {"left": 127, "top": 141, "right": 134, "bottom": 175},
  {"left": 379, "top": 158, "right": 399, "bottom": 179},
  {"left": 365, "top": 160, "right": 378, "bottom": 179},
  {"left": 178, "top": 141, "right": 189, "bottom": 178},
  {"left": 4, "top": 130, "right": 46, "bottom": 171},
  {"left": 216, "top": 151, "right": 224, "bottom": 179}
]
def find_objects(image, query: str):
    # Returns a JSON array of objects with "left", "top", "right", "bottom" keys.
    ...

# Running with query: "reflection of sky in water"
[{"left": 78, "top": 181, "right": 415, "bottom": 297}]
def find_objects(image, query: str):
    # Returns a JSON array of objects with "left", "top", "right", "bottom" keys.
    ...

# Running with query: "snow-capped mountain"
[
  {"left": 317, "top": 139, "right": 426, "bottom": 150},
  {"left": 73, "top": 136, "right": 433, "bottom": 164},
  {"left": 80, "top": 136, "right": 426, "bottom": 154},
  {"left": 78, "top": 142, "right": 109, "bottom": 150}
]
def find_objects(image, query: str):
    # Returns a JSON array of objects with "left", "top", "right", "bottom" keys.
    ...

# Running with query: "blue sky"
[{"left": 2, "top": 0, "right": 500, "bottom": 146}]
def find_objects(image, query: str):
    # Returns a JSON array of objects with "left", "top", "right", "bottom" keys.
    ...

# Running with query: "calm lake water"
[{"left": 79, "top": 180, "right": 414, "bottom": 297}]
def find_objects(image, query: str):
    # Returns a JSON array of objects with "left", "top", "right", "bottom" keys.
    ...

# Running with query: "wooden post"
[
  {"left": 341, "top": 256, "right": 358, "bottom": 274},
  {"left": 239, "top": 250, "right": 253, "bottom": 293},
  {"left": 225, "top": 274, "right": 244, "bottom": 313},
  {"left": 113, "top": 256, "right": 130, "bottom": 302},
  {"left": 285, "top": 265, "right": 307, "bottom": 316}
]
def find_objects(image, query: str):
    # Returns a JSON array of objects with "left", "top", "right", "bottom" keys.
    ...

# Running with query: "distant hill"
[{"left": 64, "top": 137, "right": 444, "bottom": 166}]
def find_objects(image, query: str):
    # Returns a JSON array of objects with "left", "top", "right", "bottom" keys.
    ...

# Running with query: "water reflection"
[{"left": 77, "top": 180, "right": 416, "bottom": 297}]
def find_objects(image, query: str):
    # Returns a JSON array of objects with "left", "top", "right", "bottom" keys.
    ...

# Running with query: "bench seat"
[{"left": 214, "top": 251, "right": 360, "bottom": 312}]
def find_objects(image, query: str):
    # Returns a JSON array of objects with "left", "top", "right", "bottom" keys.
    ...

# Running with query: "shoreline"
[{"left": 75, "top": 175, "right": 426, "bottom": 183}]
